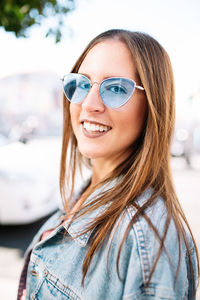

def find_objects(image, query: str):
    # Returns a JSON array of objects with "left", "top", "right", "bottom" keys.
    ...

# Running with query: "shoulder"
[
  {"left": 116, "top": 189, "right": 196, "bottom": 299},
  {"left": 125, "top": 189, "right": 194, "bottom": 256}
]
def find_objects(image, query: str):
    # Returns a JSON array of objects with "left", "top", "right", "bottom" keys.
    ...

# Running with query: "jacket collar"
[{"left": 63, "top": 178, "right": 119, "bottom": 247}]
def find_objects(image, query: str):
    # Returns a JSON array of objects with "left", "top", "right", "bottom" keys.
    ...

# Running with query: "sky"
[{"left": 0, "top": 0, "right": 200, "bottom": 117}]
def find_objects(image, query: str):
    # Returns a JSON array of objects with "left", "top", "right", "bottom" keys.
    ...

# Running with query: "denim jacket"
[{"left": 24, "top": 180, "right": 197, "bottom": 299}]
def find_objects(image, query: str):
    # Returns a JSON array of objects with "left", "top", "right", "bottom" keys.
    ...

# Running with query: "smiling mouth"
[{"left": 82, "top": 121, "right": 111, "bottom": 133}]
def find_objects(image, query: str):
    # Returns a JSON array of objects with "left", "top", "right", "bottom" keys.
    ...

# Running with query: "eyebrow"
[
  {"left": 77, "top": 72, "right": 130, "bottom": 81},
  {"left": 77, "top": 72, "right": 91, "bottom": 80}
]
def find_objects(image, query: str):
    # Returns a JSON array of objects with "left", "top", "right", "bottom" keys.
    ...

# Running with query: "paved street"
[
  {"left": 171, "top": 158, "right": 200, "bottom": 251},
  {"left": 0, "top": 157, "right": 199, "bottom": 299}
]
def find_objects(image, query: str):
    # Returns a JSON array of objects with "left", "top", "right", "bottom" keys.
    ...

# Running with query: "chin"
[{"left": 78, "top": 147, "right": 106, "bottom": 160}]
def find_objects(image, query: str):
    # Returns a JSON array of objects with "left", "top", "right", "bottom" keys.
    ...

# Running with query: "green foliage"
[{"left": 0, "top": 0, "right": 75, "bottom": 42}]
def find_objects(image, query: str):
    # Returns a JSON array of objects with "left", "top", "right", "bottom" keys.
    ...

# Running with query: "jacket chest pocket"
[{"left": 31, "top": 269, "right": 82, "bottom": 300}]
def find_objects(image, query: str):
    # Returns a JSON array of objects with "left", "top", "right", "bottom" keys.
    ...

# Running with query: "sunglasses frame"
[{"left": 61, "top": 73, "right": 144, "bottom": 108}]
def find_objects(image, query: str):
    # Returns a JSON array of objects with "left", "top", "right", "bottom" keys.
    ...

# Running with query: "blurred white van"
[{"left": 0, "top": 72, "right": 62, "bottom": 224}]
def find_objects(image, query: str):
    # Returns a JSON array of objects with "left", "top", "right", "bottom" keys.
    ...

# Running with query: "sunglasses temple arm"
[{"left": 135, "top": 85, "right": 145, "bottom": 91}]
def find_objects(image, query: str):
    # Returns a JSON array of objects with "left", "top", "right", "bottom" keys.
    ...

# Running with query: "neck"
[
  {"left": 90, "top": 148, "right": 133, "bottom": 185},
  {"left": 91, "top": 155, "right": 123, "bottom": 185},
  {"left": 90, "top": 159, "right": 112, "bottom": 185}
]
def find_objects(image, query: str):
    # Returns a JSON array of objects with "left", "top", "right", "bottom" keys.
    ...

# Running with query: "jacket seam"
[{"left": 127, "top": 207, "right": 151, "bottom": 284}]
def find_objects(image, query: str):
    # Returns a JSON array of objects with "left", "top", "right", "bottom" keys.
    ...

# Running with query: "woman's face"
[{"left": 70, "top": 39, "right": 147, "bottom": 170}]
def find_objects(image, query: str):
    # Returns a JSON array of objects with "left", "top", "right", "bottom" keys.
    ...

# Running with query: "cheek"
[
  {"left": 119, "top": 97, "right": 147, "bottom": 137},
  {"left": 69, "top": 104, "right": 80, "bottom": 132},
  {"left": 69, "top": 103, "right": 75, "bottom": 119}
]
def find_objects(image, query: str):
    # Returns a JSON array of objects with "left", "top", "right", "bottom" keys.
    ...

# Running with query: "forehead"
[{"left": 78, "top": 39, "right": 136, "bottom": 79}]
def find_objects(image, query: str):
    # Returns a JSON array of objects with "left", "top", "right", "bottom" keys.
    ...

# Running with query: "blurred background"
[{"left": 0, "top": 0, "right": 199, "bottom": 298}]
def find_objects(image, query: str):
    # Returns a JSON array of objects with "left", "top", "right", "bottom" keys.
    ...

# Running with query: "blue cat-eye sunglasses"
[{"left": 61, "top": 73, "right": 145, "bottom": 109}]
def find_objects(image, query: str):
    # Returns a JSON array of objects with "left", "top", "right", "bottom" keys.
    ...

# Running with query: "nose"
[{"left": 81, "top": 83, "right": 105, "bottom": 113}]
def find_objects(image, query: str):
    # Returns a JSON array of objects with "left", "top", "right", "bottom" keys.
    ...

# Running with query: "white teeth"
[
  {"left": 91, "top": 124, "right": 96, "bottom": 131},
  {"left": 83, "top": 122, "right": 110, "bottom": 132}
]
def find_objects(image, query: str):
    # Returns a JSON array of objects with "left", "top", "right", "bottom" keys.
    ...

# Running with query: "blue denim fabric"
[{"left": 25, "top": 181, "right": 197, "bottom": 299}]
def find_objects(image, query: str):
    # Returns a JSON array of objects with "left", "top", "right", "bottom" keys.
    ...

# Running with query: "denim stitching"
[
  {"left": 44, "top": 269, "right": 82, "bottom": 300},
  {"left": 127, "top": 207, "right": 151, "bottom": 284}
]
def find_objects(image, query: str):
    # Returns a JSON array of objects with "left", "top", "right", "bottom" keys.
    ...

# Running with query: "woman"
[{"left": 18, "top": 29, "right": 199, "bottom": 299}]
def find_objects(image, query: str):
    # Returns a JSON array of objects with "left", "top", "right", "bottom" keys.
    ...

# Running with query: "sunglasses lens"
[
  {"left": 63, "top": 74, "right": 90, "bottom": 103},
  {"left": 100, "top": 78, "right": 135, "bottom": 108},
  {"left": 62, "top": 75, "right": 136, "bottom": 108}
]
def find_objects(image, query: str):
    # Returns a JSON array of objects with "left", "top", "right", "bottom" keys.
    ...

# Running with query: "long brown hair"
[{"left": 60, "top": 29, "right": 199, "bottom": 293}]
